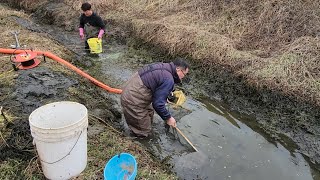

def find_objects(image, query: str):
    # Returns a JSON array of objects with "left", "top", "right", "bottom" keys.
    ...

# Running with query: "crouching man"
[{"left": 121, "top": 58, "right": 189, "bottom": 137}]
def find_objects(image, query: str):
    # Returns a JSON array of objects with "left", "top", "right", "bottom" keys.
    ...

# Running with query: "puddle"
[
  {"left": 99, "top": 46, "right": 136, "bottom": 83},
  {"left": 166, "top": 98, "right": 320, "bottom": 180}
]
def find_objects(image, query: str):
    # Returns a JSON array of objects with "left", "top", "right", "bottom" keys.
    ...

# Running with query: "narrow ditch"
[{"left": 3, "top": 3, "right": 320, "bottom": 179}]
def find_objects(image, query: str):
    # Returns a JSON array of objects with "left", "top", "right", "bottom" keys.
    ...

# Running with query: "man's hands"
[
  {"left": 79, "top": 28, "right": 84, "bottom": 40},
  {"left": 166, "top": 117, "right": 176, "bottom": 128}
]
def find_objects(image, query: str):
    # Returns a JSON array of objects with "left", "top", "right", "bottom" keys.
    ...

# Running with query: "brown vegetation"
[
  {"left": 6, "top": 0, "right": 319, "bottom": 106},
  {"left": 109, "top": 0, "right": 320, "bottom": 106},
  {"left": 4, "top": 0, "right": 320, "bottom": 104}
]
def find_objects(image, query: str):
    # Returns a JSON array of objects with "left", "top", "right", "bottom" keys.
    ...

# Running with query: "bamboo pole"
[{"left": 175, "top": 127, "right": 198, "bottom": 152}]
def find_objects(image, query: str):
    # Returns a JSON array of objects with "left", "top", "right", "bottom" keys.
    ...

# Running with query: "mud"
[
  {"left": 0, "top": 57, "right": 120, "bottom": 179},
  {"left": 0, "top": 67, "right": 77, "bottom": 159},
  {"left": 15, "top": 68, "right": 77, "bottom": 111}
]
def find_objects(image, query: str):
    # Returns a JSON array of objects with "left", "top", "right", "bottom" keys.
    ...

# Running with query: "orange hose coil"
[{"left": 0, "top": 48, "right": 122, "bottom": 94}]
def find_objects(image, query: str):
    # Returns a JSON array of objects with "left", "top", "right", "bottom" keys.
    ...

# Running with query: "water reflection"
[{"left": 170, "top": 98, "right": 319, "bottom": 180}]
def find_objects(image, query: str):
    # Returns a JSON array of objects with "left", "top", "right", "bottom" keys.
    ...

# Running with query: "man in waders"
[
  {"left": 79, "top": 2, "right": 105, "bottom": 52},
  {"left": 121, "top": 58, "right": 189, "bottom": 137}
]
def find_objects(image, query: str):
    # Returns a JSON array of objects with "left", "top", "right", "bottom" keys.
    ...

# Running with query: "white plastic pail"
[{"left": 29, "top": 101, "right": 88, "bottom": 180}]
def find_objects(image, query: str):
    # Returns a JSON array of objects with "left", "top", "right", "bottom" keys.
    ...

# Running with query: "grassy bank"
[
  {"left": 62, "top": 0, "right": 320, "bottom": 106},
  {"left": 0, "top": 4, "right": 175, "bottom": 179},
  {"left": 4, "top": 0, "right": 319, "bottom": 105}
]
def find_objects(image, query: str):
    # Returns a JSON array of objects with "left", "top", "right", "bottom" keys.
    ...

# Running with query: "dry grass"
[
  {"left": 70, "top": 0, "right": 320, "bottom": 106},
  {"left": 0, "top": 3, "right": 74, "bottom": 76},
  {"left": 4, "top": 0, "right": 319, "bottom": 104},
  {"left": 245, "top": 37, "right": 320, "bottom": 104},
  {"left": 3, "top": 0, "right": 45, "bottom": 12}
]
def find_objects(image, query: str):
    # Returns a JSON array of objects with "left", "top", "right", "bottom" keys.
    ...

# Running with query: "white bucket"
[{"left": 29, "top": 101, "right": 88, "bottom": 180}]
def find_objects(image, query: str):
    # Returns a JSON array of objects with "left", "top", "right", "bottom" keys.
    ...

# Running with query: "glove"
[
  {"left": 79, "top": 28, "right": 84, "bottom": 40},
  {"left": 98, "top": 29, "right": 105, "bottom": 39}
]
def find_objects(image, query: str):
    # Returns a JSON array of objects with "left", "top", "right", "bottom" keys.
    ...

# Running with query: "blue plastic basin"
[{"left": 104, "top": 153, "right": 137, "bottom": 180}]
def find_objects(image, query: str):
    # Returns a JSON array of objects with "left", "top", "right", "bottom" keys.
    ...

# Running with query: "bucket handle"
[{"left": 37, "top": 130, "right": 83, "bottom": 164}]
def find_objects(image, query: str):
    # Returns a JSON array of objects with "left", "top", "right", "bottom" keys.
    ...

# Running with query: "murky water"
[
  {"left": 14, "top": 17, "right": 320, "bottom": 180},
  {"left": 169, "top": 98, "right": 319, "bottom": 180}
]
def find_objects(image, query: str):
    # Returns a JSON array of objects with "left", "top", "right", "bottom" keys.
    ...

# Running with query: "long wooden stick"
[{"left": 175, "top": 127, "right": 198, "bottom": 152}]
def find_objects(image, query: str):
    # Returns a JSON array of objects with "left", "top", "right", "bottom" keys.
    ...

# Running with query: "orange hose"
[{"left": 0, "top": 48, "right": 122, "bottom": 94}]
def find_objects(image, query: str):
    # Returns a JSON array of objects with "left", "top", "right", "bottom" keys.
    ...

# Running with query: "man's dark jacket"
[{"left": 138, "top": 62, "right": 181, "bottom": 120}]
